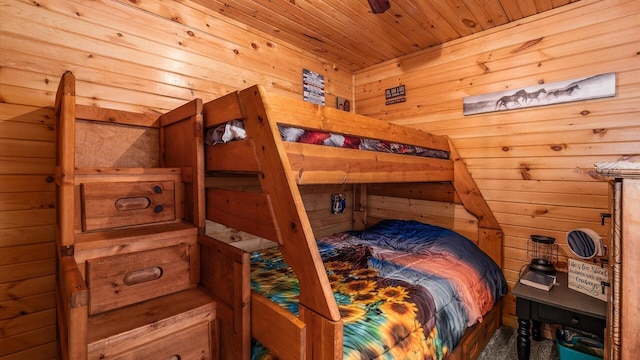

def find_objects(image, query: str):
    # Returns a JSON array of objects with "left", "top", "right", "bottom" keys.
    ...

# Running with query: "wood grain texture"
[
  {"left": 356, "top": 0, "right": 640, "bottom": 338},
  {"left": 252, "top": 293, "right": 306, "bottom": 360},
  {"left": 200, "top": 81, "right": 502, "bottom": 359},
  {"left": 198, "top": 235, "right": 251, "bottom": 360},
  {"left": 190, "top": 0, "right": 576, "bottom": 71},
  {"left": 0, "top": 85, "right": 58, "bottom": 358},
  {"left": 85, "top": 245, "right": 191, "bottom": 315},
  {"left": 3, "top": 0, "right": 343, "bottom": 357},
  {"left": 86, "top": 288, "right": 215, "bottom": 358},
  {"left": 620, "top": 178, "right": 640, "bottom": 360},
  {"left": 1, "top": 0, "right": 637, "bottom": 357}
]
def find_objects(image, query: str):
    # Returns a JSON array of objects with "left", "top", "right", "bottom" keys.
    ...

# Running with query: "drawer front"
[
  {"left": 86, "top": 245, "right": 190, "bottom": 315},
  {"left": 460, "top": 305, "right": 500, "bottom": 359},
  {"left": 81, "top": 180, "right": 176, "bottom": 231},
  {"left": 91, "top": 321, "right": 211, "bottom": 360},
  {"left": 535, "top": 302, "right": 605, "bottom": 336},
  {"left": 461, "top": 325, "right": 483, "bottom": 360}
]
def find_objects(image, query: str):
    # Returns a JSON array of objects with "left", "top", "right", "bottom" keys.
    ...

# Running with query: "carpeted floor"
[{"left": 477, "top": 326, "right": 560, "bottom": 360}]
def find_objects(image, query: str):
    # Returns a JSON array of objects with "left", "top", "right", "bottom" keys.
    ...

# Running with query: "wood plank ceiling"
[{"left": 193, "top": 0, "right": 581, "bottom": 72}]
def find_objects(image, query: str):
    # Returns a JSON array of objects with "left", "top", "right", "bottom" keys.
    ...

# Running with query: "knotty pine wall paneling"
[
  {"left": 0, "top": 0, "right": 352, "bottom": 358},
  {"left": 354, "top": 0, "right": 640, "bottom": 334},
  {"left": 0, "top": 105, "right": 58, "bottom": 359}
]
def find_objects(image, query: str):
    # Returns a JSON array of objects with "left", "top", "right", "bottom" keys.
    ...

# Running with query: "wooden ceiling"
[{"left": 193, "top": 0, "right": 580, "bottom": 72}]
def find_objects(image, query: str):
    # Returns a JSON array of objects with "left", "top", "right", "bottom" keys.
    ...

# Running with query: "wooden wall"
[
  {"left": 0, "top": 106, "right": 58, "bottom": 358},
  {"left": 354, "top": 0, "right": 640, "bottom": 331},
  {"left": 0, "top": 1, "right": 351, "bottom": 358},
  {"left": 1, "top": 0, "right": 638, "bottom": 357}
]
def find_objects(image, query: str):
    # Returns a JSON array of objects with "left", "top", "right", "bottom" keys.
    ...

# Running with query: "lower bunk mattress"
[{"left": 250, "top": 219, "right": 507, "bottom": 360}]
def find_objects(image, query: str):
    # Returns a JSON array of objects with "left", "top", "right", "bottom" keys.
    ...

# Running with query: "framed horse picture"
[{"left": 462, "top": 73, "right": 616, "bottom": 115}]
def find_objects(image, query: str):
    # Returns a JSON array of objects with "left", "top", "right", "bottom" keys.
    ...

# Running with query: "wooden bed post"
[
  {"left": 353, "top": 184, "right": 367, "bottom": 231},
  {"left": 55, "top": 71, "right": 76, "bottom": 251},
  {"left": 54, "top": 71, "right": 90, "bottom": 360},
  {"left": 237, "top": 86, "right": 343, "bottom": 358},
  {"left": 299, "top": 306, "right": 343, "bottom": 360},
  {"left": 236, "top": 86, "right": 339, "bottom": 320},
  {"left": 159, "top": 99, "right": 206, "bottom": 234}
]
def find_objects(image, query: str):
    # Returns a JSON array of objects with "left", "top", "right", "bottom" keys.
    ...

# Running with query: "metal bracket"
[
  {"left": 61, "top": 245, "right": 75, "bottom": 257},
  {"left": 600, "top": 257, "right": 609, "bottom": 267}
]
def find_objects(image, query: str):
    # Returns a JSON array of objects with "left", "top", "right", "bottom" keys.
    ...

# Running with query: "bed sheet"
[
  {"left": 250, "top": 220, "right": 507, "bottom": 360},
  {"left": 205, "top": 121, "right": 450, "bottom": 159}
]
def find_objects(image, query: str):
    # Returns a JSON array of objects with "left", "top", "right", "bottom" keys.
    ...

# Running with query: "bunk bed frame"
[{"left": 198, "top": 85, "right": 504, "bottom": 360}]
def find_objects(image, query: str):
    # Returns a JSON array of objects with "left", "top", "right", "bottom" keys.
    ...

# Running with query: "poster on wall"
[
  {"left": 303, "top": 69, "right": 325, "bottom": 106},
  {"left": 463, "top": 72, "right": 616, "bottom": 116},
  {"left": 336, "top": 97, "right": 351, "bottom": 112}
]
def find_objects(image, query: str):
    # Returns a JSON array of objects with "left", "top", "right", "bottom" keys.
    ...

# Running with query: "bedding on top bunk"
[
  {"left": 250, "top": 219, "right": 507, "bottom": 360},
  {"left": 205, "top": 120, "right": 450, "bottom": 159}
]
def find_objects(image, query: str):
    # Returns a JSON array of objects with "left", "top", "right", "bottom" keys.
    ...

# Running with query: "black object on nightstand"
[{"left": 512, "top": 271, "right": 606, "bottom": 360}]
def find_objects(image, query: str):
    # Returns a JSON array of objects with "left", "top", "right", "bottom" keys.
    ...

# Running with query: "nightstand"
[{"left": 512, "top": 271, "right": 606, "bottom": 360}]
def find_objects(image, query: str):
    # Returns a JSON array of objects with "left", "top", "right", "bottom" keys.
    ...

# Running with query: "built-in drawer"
[
  {"left": 534, "top": 302, "right": 605, "bottom": 336},
  {"left": 86, "top": 244, "right": 190, "bottom": 315},
  {"left": 87, "top": 288, "right": 216, "bottom": 360},
  {"left": 80, "top": 180, "right": 176, "bottom": 231},
  {"left": 100, "top": 321, "right": 211, "bottom": 360},
  {"left": 460, "top": 304, "right": 500, "bottom": 359}
]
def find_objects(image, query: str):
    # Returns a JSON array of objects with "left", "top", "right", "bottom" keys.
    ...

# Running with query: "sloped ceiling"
[{"left": 193, "top": 0, "right": 581, "bottom": 72}]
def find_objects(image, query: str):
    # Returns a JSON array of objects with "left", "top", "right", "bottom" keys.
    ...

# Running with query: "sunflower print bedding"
[{"left": 250, "top": 220, "right": 507, "bottom": 360}]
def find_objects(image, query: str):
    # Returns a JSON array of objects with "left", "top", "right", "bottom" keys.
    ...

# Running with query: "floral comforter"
[{"left": 250, "top": 220, "right": 507, "bottom": 360}]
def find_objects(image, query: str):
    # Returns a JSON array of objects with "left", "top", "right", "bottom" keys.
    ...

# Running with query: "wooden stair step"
[
  {"left": 72, "top": 222, "right": 199, "bottom": 268},
  {"left": 87, "top": 287, "right": 216, "bottom": 357},
  {"left": 74, "top": 221, "right": 197, "bottom": 251}
]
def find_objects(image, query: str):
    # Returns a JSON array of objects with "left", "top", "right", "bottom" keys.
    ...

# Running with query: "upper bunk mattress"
[
  {"left": 250, "top": 219, "right": 507, "bottom": 359},
  {"left": 205, "top": 120, "right": 450, "bottom": 160}
]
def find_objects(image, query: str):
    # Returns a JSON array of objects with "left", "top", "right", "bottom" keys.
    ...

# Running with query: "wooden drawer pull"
[
  {"left": 123, "top": 267, "right": 163, "bottom": 285},
  {"left": 163, "top": 356, "right": 180, "bottom": 360},
  {"left": 115, "top": 197, "right": 150, "bottom": 211}
]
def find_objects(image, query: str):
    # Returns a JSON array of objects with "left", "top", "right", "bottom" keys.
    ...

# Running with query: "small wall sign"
[
  {"left": 385, "top": 85, "right": 406, "bottom": 105},
  {"left": 568, "top": 258, "right": 609, "bottom": 302},
  {"left": 303, "top": 69, "right": 325, "bottom": 105}
]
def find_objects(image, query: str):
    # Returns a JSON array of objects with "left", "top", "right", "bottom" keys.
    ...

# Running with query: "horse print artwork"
[
  {"left": 522, "top": 88, "right": 547, "bottom": 103},
  {"left": 495, "top": 90, "right": 527, "bottom": 109},
  {"left": 463, "top": 73, "right": 615, "bottom": 115},
  {"left": 547, "top": 84, "right": 580, "bottom": 98}
]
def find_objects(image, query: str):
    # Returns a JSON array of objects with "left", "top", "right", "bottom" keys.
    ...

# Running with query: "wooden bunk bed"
[{"left": 199, "top": 85, "right": 506, "bottom": 360}]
